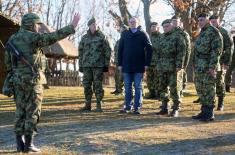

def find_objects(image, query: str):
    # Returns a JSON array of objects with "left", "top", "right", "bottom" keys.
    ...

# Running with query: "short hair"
[
  {"left": 150, "top": 22, "right": 158, "bottom": 27},
  {"left": 129, "top": 16, "right": 139, "bottom": 22},
  {"left": 161, "top": 19, "right": 172, "bottom": 26},
  {"left": 197, "top": 13, "right": 209, "bottom": 18},
  {"left": 209, "top": 15, "right": 219, "bottom": 20}
]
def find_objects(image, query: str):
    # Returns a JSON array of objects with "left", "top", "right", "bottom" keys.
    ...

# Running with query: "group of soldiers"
[
  {"left": 111, "top": 13, "right": 234, "bottom": 119},
  {"left": 3, "top": 11, "right": 235, "bottom": 153}
]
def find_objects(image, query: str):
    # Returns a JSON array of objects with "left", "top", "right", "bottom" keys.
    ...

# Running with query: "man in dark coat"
[{"left": 118, "top": 17, "right": 152, "bottom": 114}]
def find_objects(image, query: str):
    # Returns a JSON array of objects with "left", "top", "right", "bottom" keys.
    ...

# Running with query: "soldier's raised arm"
[{"left": 33, "top": 13, "right": 81, "bottom": 47}]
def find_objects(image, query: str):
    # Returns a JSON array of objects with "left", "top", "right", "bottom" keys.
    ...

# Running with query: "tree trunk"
[{"left": 141, "top": 0, "right": 151, "bottom": 34}]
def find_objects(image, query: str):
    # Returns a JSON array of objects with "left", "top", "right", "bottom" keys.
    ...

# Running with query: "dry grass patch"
[{"left": 0, "top": 84, "right": 235, "bottom": 155}]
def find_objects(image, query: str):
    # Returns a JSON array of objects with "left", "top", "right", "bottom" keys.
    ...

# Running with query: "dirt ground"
[{"left": 0, "top": 84, "right": 235, "bottom": 155}]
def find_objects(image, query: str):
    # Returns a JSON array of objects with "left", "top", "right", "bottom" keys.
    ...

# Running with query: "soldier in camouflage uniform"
[
  {"left": 145, "top": 22, "right": 161, "bottom": 99},
  {"left": 79, "top": 17, "right": 111, "bottom": 112},
  {"left": 155, "top": 19, "right": 186, "bottom": 117},
  {"left": 192, "top": 13, "right": 223, "bottom": 121},
  {"left": 171, "top": 16, "right": 191, "bottom": 97},
  {"left": 209, "top": 15, "right": 234, "bottom": 111},
  {"left": 225, "top": 35, "right": 235, "bottom": 92},
  {"left": 111, "top": 26, "right": 127, "bottom": 95},
  {"left": 4, "top": 12, "right": 80, "bottom": 152},
  {"left": 111, "top": 39, "right": 124, "bottom": 95}
]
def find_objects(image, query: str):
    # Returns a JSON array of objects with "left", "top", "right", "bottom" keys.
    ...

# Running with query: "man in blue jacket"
[{"left": 118, "top": 17, "right": 153, "bottom": 114}]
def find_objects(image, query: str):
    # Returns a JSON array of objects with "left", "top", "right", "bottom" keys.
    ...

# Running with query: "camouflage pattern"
[
  {"left": 218, "top": 27, "right": 233, "bottom": 66},
  {"left": 193, "top": 24, "right": 223, "bottom": 106},
  {"left": 216, "top": 27, "right": 234, "bottom": 97},
  {"left": 21, "top": 13, "right": 42, "bottom": 27},
  {"left": 79, "top": 30, "right": 111, "bottom": 68},
  {"left": 83, "top": 67, "right": 104, "bottom": 103},
  {"left": 79, "top": 29, "right": 111, "bottom": 103},
  {"left": 4, "top": 14, "right": 75, "bottom": 136},
  {"left": 114, "top": 40, "right": 123, "bottom": 92},
  {"left": 155, "top": 28, "right": 186, "bottom": 109},
  {"left": 146, "top": 66, "right": 156, "bottom": 92},
  {"left": 225, "top": 48, "right": 235, "bottom": 86},
  {"left": 216, "top": 71, "right": 225, "bottom": 97},
  {"left": 147, "top": 31, "right": 161, "bottom": 93},
  {"left": 173, "top": 27, "right": 191, "bottom": 91}
]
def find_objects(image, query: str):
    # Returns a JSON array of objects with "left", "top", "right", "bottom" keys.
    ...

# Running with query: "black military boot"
[
  {"left": 199, "top": 105, "right": 215, "bottom": 122},
  {"left": 169, "top": 109, "right": 179, "bottom": 117},
  {"left": 94, "top": 101, "right": 103, "bottom": 112},
  {"left": 80, "top": 101, "right": 91, "bottom": 112},
  {"left": 193, "top": 97, "right": 200, "bottom": 103},
  {"left": 225, "top": 85, "right": 231, "bottom": 92},
  {"left": 16, "top": 134, "right": 25, "bottom": 152},
  {"left": 156, "top": 101, "right": 169, "bottom": 115},
  {"left": 169, "top": 101, "right": 180, "bottom": 117},
  {"left": 192, "top": 105, "right": 206, "bottom": 119},
  {"left": 217, "top": 96, "right": 224, "bottom": 111},
  {"left": 24, "top": 135, "right": 40, "bottom": 153}
]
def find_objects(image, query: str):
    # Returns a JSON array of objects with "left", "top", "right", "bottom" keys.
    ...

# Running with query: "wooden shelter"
[
  {"left": 0, "top": 13, "right": 80, "bottom": 92},
  {"left": 0, "top": 13, "right": 19, "bottom": 91}
]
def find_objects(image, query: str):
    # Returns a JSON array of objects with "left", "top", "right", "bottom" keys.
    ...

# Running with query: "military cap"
[
  {"left": 150, "top": 22, "right": 158, "bottom": 27},
  {"left": 197, "top": 13, "right": 209, "bottom": 18},
  {"left": 21, "top": 13, "right": 42, "bottom": 26},
  {"left": 209, "top": 15, "right": 219, "bottom": 20},
  {"left": 87, "top": 17, "right": 96, "bottom": 26},
  {"left": 161, "top": 19, "right": 172, "bottom": 26}
]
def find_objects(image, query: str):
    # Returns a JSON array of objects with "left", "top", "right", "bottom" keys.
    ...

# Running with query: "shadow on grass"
[
  {"left": 116, "top": 133, "right": 235, "bottom": 155},
  {"left": 42, "top": 96, "right": 123, "bottom": 106}
]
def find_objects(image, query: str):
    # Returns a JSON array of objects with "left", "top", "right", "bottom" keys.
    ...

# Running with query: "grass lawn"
[{"left": 0, "top": 83, "right": 235, "bottom": 155}]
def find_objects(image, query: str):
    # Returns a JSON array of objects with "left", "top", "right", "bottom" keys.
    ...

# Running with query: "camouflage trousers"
[
  {"left": 114, "top": 67, "right": 124, "bottom": 92},
  {"left": 182, "top": 70, "right": 187, "bottom": 89},
  {"left": 225, "top": 52, "right": 235, "bottom": 86},
  {"left": 146, "top": 66, "right": 160, "bottom": 93},
  {"left": 158, "top": 71, "right": 182, "bottom": 110},
  {"left": 83, "top": 67, "right": 104, "bottom": 103},
  {"left": 216, "top": 70, "right": 225, "bottom": 97},
  {"left": 13, "top": 74, "right": 43, "bottom": 136},
  {"left": 194, "top": 72, "right": 216, "bottom": 106}
]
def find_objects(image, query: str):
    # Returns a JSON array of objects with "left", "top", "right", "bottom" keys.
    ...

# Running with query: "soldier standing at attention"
[
  {"left": 79, "top": 17, "right": 111, "bottom": 112},
  {"left": 192, "top": 13, "right": 223, "bottom": 121},
  {"left": 4, "top": 12, "right": 80, "bottom": 152},
  {"left": 171, "top": 16, "right": 191, "bottom": 97},
  {"left": 145, "top": 22, "right": 161, "bottom": 99},
  {"left": 111, "top": 25, "right": 127, "bottom": 95},
  {"left": 155, "top": 19, "right": 186, "bottom": 117},
  {"left": 209, "top": 15, "right": 234, "bottom": 111},
  {"left": 225, "top": 35, "right": 235, "bottom": 92}
]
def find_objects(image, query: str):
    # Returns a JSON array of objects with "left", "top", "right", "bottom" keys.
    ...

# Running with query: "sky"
[{"left": 50, "top": 0, "right": 235, "bottom": 70}]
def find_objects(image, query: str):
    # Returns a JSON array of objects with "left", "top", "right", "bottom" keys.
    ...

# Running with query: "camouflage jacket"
[
  {"left": 79, "top": 30, "right": 111, "bottom": 67},
  {"left": 174, "top": 27, "right": 191, "bottom": 68},
  {"left": 113, "top": 39, "right": 120, "bottom": 65},
  {"left": 150, "top": 31, "right": 161, "bottom": 66},
  {"left": 5, "top": 25, "right": 75, "bottom": 84},
  {"left": 156, "top": 28, "right": 186, "bottom": 72},
  {"left": 193, "top": 24, "right": 223, "bottom": 72},
  {"left": 217, "top": 26, "right": 234, "bottom": 66}
]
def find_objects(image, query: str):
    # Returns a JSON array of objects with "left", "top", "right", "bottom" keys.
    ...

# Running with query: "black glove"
[
  {"left": 79, "top": 67, "right": 83, "bottom": 73},
  {"left": 103, "top": 66, "right": 109, "bottom": 72}
]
